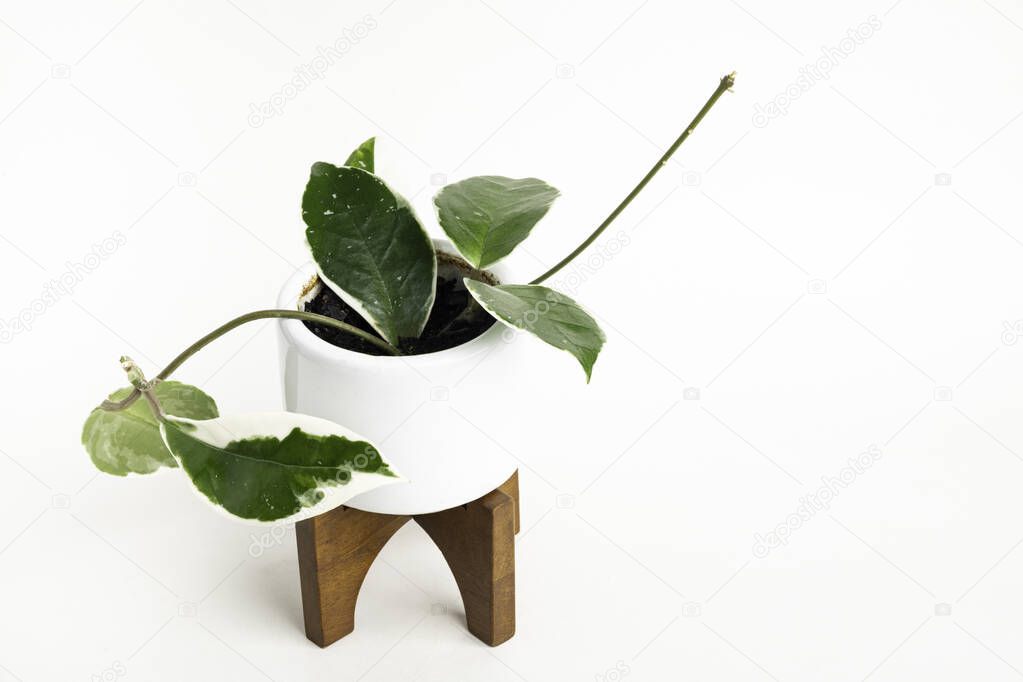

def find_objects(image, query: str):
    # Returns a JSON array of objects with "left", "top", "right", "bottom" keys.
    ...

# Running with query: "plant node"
[{"left": 120, "top": 356, "right": 150, "bottom": 391}]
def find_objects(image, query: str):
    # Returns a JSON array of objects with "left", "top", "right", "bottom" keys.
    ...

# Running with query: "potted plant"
[{"left": 80, "top": 72, "right": 735, "bottom": 639}]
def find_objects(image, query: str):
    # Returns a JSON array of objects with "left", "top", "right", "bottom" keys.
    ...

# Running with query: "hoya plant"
[{"left": 81, "top": 73, "right": 735, "bottom": 523}]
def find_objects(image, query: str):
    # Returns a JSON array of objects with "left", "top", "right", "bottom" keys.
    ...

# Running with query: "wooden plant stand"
[{"left": 296, "top": 471, "right": 520, "bottom": 647}]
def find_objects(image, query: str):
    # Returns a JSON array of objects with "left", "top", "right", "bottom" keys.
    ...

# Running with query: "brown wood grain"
[
  {"left": 497, "top": 469, "right": 520, "bottom": 534},
  {"left": 295, "top": 471, "right": 519, "bottom": 648},
  {"left": 296, "top": 505, "right": 411, "bottom": 646},
  {"left": 415, "top": 485, "right": 516, "bottom": 646}
]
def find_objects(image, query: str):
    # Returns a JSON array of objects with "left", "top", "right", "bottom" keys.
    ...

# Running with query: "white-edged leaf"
[
  {"left": 434, "top": 176, "right": 559, "bottom": 268},
  {"left": 465, "top": 280, "right": 605, "bottom": 382},
  {"left": 82, "top": 381, "right": 218, "bottom": 476},
  {"left": 303, "top": 163, "right": 436, "bottom": 346},
  {"left": 160, "top": 411, "right": 403, "bottom": 524}
]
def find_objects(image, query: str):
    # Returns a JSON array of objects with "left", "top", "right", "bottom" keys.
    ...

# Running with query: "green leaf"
[
  {"left": 160, "top": 412, "right": 402, "bottom": 523},
  {"left": 344, "top": 137, "right": 374, "bottom": 172},
  {"left": 303, "top": 163, "right": 436, "bottom": 346},
  {"left": 81, "top": 381, "right": 218, "bottom": 476},
  {"left": 464, "top": 281, "right": 605, "bottom": 382},
  {"left": 434, "top": 176, "right": 559, "bottom": 269}
]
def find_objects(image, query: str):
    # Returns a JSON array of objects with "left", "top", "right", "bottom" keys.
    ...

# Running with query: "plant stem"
[
  {"left": 140, "top": 385, "right": 166, "bottom": 420},
  {"left": 159, "top": 310, "right": 400, "bottom": 380},
  {"left": 530, "top": 71, "right": 736, "bottom": 285},
  {"left": 99, "top": 309, "right": 399, "bottom": 412}
]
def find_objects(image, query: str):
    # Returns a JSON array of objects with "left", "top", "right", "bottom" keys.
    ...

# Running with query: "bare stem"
[
  {"left": 530, "top": 71, "right": 736, "bottom": 285},
  {"left": 99, "top": 309, "right": 399, "bottom": 412},
  {"left": 140, "top": 385, "right": 166, "bottom": 420}
]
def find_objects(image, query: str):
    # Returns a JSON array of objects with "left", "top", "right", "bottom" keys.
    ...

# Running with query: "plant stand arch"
[{"left": 296, "top": 471, "right": 519, "bottom": 647}]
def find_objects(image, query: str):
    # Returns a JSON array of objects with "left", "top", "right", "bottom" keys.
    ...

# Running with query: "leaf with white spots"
[
  {"left": 464, "top": 281, "right": 605, "bottom": 382},
  {"left": 161, "top": 411, "right": 403, "bottom": 523},
  {"left": 303, "top": 163, "right": 436, "bottom": 346}
]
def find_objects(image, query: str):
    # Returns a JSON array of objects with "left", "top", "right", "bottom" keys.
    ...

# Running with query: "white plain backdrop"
[{"left": 2, "top": 1, "right": 1023, "bottom": 680}]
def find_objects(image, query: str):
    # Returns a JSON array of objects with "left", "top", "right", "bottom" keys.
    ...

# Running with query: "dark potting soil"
[{"left": 303, "top": 251, "right": 499, "bottom": 355}]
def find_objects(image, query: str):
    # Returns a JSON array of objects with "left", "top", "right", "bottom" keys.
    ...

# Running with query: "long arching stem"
[
  {"left": 159, "top": 309, "right": 399, "bottom": 376},
  {"left": 100, "top": 309, "right": 399, "bottom": 412},
  {"left": 530, "top": 72, "right": 736, "bottom": 285},
  {"left": 100, "top": 74, "right": 735, "bottom": 412}
]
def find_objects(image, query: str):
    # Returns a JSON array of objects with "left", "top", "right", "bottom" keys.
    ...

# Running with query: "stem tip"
[{"left": 120, "top": 356, "right": 149, "bottom": 390}]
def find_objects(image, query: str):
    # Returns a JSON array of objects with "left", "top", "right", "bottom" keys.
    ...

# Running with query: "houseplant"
[{"left": 81, "top": 72, "right": 736, "bottom": 523}]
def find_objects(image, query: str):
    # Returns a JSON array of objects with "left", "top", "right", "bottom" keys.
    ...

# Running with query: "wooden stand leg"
[
  {"left": 414, "top": 485, "right": 516, "bottom": 646},
  {"left": 296, "top": 506, "right": 410, "bottom": 647},
  {"left": 294, "top": 471, "right": 519, "bottom": 648},
  {"left": 497, "top": 470, "right": 520, "bottom": 534}
]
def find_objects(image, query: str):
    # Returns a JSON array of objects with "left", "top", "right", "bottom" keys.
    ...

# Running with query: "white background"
[{"left": 1, "top": 0, "right": 1022, "bottom": 680}]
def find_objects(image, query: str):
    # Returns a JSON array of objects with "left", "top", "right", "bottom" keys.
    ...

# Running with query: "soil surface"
[{"left": 303, "top": 251, "right": 499, "bottom": 355}]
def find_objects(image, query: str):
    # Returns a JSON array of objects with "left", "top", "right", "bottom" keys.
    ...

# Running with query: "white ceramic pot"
[{"left": 276, "top": 245, "right": 518, "bottom": 516}]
